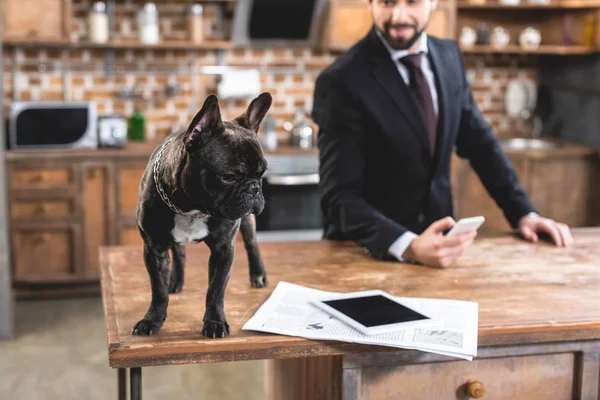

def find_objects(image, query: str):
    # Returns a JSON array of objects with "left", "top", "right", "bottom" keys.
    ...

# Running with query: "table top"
[{"left": 100, "top": 227, "right": 600, "bottom": 368}]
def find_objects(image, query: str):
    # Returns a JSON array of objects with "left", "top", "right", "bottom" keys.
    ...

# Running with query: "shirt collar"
[{"left": 375, "top": 28, "right": 429, "bottom": 62}]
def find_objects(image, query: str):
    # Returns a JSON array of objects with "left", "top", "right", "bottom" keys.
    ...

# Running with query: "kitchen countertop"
[
  {"left": 5, "top": 137, "right": 597, "bottom": 161},
  {"left": 100, "top": 227, "right": 600, "bottom": 367},
  {"left": 4, "top": 140, "right": 319, "bottom": 161}
]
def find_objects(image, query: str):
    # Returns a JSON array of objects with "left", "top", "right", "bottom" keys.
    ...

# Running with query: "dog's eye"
[{"left": 220, "top": 174, "right": 237, "bottom": 184}]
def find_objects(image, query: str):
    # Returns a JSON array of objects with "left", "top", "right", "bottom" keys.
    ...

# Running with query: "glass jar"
[
  {"left": 188, "top": 4, "right": 204, "bottom": 43},
  {"left": 89, "top": 2, "right": 109, "bottom": 43},
  {"left": 138, "top": 2, "right": 159, "bottom": 45}
]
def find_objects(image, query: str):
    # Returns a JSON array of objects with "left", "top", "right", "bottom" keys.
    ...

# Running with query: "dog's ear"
[
  {"left": 184, "top": 94, "right": 223, "bottom": 151},
  {"left": 234, "top": 92, "right": 273, "bottom": 133}
]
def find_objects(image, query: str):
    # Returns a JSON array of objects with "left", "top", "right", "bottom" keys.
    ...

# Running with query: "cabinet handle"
[
  {"left": 35, "top": 205, "right": 47, "bottom": 215},
  {"left": 31, "top": 172, "right": 45, "bottom": 183},
  {"left": 465, "top": 379, "right": 486, "bottom": 398},
  {"left": 33, "top": 234, "right": 50, "bottom": 245}
]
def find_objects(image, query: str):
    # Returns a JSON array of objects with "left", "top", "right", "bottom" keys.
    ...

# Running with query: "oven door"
[{"left": 255, "top": 173, "right": 323, "bottom": 241}]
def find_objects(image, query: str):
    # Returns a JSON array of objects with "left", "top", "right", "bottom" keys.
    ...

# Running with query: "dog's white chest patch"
[{"left": 171, "top": 214, "right": 209, "bottom": 244}]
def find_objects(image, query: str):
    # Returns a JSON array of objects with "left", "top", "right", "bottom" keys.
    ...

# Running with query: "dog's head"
[{"left": 179, "top": 92, "right": 272, "bottom": 220}]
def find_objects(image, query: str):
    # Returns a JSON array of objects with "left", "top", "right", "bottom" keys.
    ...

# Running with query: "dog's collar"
[{"left": 153, "top": 137, "right": 207, "bottom": 219}]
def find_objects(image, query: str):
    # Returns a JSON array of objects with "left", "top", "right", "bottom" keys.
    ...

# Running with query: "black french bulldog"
[{"left": 132, "top": 92, "right": 272, "bottom": 338}]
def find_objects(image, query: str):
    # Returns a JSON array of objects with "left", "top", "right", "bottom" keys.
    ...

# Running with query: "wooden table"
[{"left": 100, "top": 227, "right": 600, "bottom": 400}]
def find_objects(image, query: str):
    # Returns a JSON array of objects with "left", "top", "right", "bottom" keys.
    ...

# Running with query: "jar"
[
  {"left": 188, "top": 4, "right": 204, "bottom": 43},
  {"left": 89, "top": 1, "right": 109, "bottom": 43},
  {"left": 138, "top": 2, "right": 160, "bottom": 45}
]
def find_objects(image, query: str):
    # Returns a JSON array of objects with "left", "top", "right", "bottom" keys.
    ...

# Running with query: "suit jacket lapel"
[
  {"left": 366, "top": 29, "right": 431, "bottom": 154},
  {"left": 427, "top": 38, "right": 451, "bottom": 171}
]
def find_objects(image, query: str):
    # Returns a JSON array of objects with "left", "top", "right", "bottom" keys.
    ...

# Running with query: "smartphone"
[{"left": 446, "top": 216, "right": 485, "bottom": 236}]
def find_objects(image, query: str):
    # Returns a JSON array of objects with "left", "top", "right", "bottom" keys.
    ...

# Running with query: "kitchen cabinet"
[
  {"left": 451, "top": 141, "right": 600, "bottom": 232},
  {"left": 5, "top": 140, "right": 599, "bottom": 297},
  {"left": 320, "top": 0, "right": 373, "bottom": 50},
  {"left": 1, "top": 0, "right": 71, "bottom": 41}
]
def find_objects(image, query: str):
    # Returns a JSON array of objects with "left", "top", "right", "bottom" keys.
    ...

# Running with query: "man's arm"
[
  {"left": 312, "top": 70, "right": 411, "bottom": 260},
  {"left": 453, "top": 44, "right": 538, "bottom": 228}
]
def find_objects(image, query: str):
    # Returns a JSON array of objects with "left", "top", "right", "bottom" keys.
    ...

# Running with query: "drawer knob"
[
  {"left": 35, "top": 205, "right": 47, "bottom": 215},
  {"left": 466, "top": 380, "right": 486, "bottom": 398}
]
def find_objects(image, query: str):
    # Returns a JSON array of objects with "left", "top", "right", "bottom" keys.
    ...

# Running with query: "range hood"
[{"left": 231, "top": 0, "right": 328, "bottom": 48}]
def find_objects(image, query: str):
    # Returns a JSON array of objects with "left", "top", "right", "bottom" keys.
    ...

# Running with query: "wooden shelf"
[
  {"left": 458, "top": 0, "right": 600, "bottom": 8},
  {"left": 2, "top": 37, "right": 233, "bottom": 50},
  {"left": 460, "top": 44, "right": 596, "bottom": 54}
]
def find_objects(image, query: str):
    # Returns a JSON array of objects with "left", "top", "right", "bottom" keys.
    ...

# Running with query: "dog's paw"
[
  {"left": 168, "top": 277, "right": 183, "bottom": 294},
  {"left": 132, "top": 319, "right": 163, "bottom": 336},
  {"left": 250, "top": 273, "right": 268, "bottom": 289},
  {"left": 202, "top": 320, "right": 230, "bottom": 339}
]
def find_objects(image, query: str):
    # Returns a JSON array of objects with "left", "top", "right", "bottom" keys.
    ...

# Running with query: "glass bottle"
[
  {"left": 138, "top": 2, "right": 160, "bottom": 45},
  {"left": 188, "top": 4, "right": 204, "bottom": 43},
  {"left": 128, "top": 108, "right": 146, "bottom": 141},
  {"left": 89, "top": 2, "right": 109, "bottom": 43}
]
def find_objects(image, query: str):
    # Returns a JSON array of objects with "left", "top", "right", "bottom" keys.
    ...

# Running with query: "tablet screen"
[{"left": 322, "top": 295, "right": 429, "bottom": 327}]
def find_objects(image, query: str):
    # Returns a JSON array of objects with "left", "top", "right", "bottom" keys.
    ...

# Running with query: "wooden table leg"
[
  {"left": 130, "top": 367, "right": 142, "bottom": 400},
  {"left": 118, "top": 369, "right": 127, "bottom": 400}
]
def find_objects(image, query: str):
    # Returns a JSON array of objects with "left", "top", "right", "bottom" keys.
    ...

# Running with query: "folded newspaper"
[{"left": 242, "top": 281, "right": 478, "bottom": 360}]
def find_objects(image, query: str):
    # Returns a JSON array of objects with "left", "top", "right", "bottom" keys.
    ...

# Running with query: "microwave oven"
[{"left": 9, "top": 101, "right": 98, "bottom": 150}]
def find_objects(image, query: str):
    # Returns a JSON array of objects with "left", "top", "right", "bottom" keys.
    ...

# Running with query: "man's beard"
[{"left": 382, "top": 19, "right": 429, "bottom": 50}]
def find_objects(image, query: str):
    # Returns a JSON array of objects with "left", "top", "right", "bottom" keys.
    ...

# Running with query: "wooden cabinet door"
[
  {"left": 82, "top": 165, "right": 112, "bottom": 278},
  {"left": 321, "top": 0, "right": 372, "bottom": 50},
  {"left": 11, "top": 222, "right": 83, "bottom": 283},
  {"left": 452, "top": 154, "right": 530, "bottom": 232},
  {"left": 1, "top": 0, "right": 70, "bottom": 40},
  {"left": 116, "top": 163, "right": 147, "bottom": 246},
  {"left": 120, "top": 225, "right": 144, "bottom": 247},
  {"left": 427, "top": 0, "right": 456, "bottom": 40},
  {"left": 118, "top": 163, "right": 146, "bottom": 218},
  {"left": 528, "top": 157, "right": 595, "bottom": 227}
]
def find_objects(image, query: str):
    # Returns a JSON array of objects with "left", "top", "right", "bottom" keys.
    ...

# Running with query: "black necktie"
[{"left": 400, "top": 53, "right": 438, "bottom": 155}]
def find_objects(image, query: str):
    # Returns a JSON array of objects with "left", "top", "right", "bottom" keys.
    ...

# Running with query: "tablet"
[{"left": 311, "top": 290, "right": 435, "bottom": 335}]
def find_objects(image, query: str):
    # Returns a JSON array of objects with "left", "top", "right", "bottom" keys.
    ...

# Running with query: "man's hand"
[
  {"left": 402, "top": 217, "right": 477, "bottom": 268},
  {"left": 518, "top": 214, "right": 573, "bottom": 247}
]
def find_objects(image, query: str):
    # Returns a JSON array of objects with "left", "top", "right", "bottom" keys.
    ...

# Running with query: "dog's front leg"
[
  {"left": 132, "top": 242, "right": 170, "bottom": 335},
  {"left": 240, "top": 214, "right": 268, "bottom": 288},
  {"left": 202, "top": 239, "right": 234, "bottom": 338}
]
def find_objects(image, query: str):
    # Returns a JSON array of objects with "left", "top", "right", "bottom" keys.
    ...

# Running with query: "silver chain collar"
[{"left": 153, "top": 137, "right": 206, "bottom": 219}]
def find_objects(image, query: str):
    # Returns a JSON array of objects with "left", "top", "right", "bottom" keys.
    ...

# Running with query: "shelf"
[
  {"left": 458, "top": 0, "right": 600, "bottom": 8},
  {"left": 460, "top": 44, "right": 596, "bottom": 54},
  {"left": 2, "top": 37, "right": 233, "bottom": 50}
]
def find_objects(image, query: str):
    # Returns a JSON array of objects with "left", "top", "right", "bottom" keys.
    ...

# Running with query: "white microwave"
[{"left": 9, "top": 101, "right": 98, "bottom": 151}]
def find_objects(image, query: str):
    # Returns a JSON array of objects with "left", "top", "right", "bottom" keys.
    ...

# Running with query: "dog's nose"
[{"left": 249, "top": 181, "right": 259, "bottom": 195}]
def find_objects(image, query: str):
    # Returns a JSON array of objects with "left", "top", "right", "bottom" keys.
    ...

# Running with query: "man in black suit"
[{"left": 312, "top": 0, "right": 573, "bottom": 267}]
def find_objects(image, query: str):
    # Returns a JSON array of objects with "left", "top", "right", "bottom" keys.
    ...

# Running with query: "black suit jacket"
[{"left": 312, "top": 27, "right": 537, "bottom": 260}]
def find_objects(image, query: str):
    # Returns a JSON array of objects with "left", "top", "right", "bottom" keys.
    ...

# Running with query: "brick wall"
[{"left": 2, "top": 0, "right": 537, "bottom": 143}]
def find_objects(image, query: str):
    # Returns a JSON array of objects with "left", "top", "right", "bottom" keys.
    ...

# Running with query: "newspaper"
[{"left": 242, "top": 281, "right": 478, "bottom": 361}]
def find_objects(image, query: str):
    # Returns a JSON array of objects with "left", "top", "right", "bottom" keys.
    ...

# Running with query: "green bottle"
[{"left": 128, "top": 108, "right": 145, "bottom": 141}]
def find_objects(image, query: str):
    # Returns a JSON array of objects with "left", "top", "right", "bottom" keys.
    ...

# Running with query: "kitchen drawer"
[
  {"left": 11, "top": 198, "right": 74, "bottom": 219},
  {"left": 11, "top": 223, "right": 83, "bottom": 283},
  {"left": 359, "top": 353, "right": 575, "bottom": 400},
  {"left": 11, "top": 166, "right": 73, "bottom": 189}
]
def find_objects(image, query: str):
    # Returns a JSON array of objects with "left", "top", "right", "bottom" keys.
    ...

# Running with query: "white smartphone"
[
  {"left": 446, "top": 216, "right": 485, "bottom": 236},
  {"left": 310, "top": 290, "right": 436, "bottom": 336}
]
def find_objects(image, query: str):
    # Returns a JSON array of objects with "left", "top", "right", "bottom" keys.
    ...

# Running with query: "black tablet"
[{"left": 311, "top": 290, "right": 434, "bottom": 335}]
